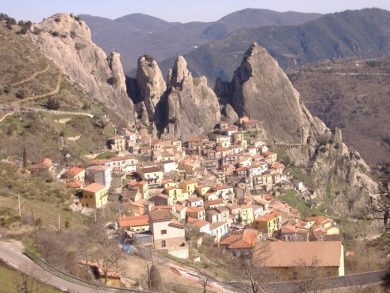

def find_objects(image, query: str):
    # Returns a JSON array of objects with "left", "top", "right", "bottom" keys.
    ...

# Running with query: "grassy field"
[
  {"left": 0, "top": 261, "right": 61, "bottom": 293},
  {"left": 278, "top": 190, "right": 325, "bottom": 218},
  {"left": 0, "top": 162, "right": 90, "bottom": 231}
]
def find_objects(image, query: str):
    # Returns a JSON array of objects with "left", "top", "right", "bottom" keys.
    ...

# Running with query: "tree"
[
  {"left": 232, "top": 243, "right": 271, "bottom": 293},
  {"left": 87, "top": 218, "right": 122, "bottom": 284},
  {"left": 147, "top": 264, "right": 163, "bottom": 292},
  {"left": 22, "top": 145, "right": 28, "bottom": 168}
]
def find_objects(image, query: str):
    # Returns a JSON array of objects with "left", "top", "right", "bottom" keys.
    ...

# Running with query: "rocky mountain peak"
[
  {"left": 217, "top": 42, "right": 304, "bottom": 144},
  {"left": 168, "top": 55, "right": 192, "bottom": 88},
  {"left": 29, "top": 13, "right": 135, "bottom": 125},
  {"left": 154, "top": 55, "right": 220, "bottom": 140},
  {"left": 136, "top": 55, "right": 166, "bottom": 121}
]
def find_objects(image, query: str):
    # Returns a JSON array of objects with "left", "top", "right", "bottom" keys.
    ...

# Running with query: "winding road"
[{"left": 0, "top": 240, "right": 96, "bottom": 293}]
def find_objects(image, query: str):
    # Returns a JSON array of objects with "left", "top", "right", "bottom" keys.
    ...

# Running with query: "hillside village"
[{"left": 26, "top": 115, "right": 345, "bottom": 283}]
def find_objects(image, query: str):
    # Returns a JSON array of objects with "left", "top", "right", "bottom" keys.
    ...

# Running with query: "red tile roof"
[
  {"left": 118, "top": 215, "right": 149, "bottom": 228},
  {"left": 68, "top": 167, "right": 85, "bottom": 177},
  {"left": 82, "top": 183, "right": 106, "bottom": 193},
  {"left": 255, "top": 212, "right": 280, "bottom": 222}
]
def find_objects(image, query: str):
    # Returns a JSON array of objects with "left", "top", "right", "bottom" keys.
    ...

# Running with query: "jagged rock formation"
[
  {"left": 29, "top": 13, "right": 135, "bottom": 124},
  {"left": 153, "top": 56, "right": 220, "bottom": 141},
  {"left": 218, "top": 42, "right": 378, "bottom": 216},
  {"left": 216, "top": 43, "right": 304, "bottom": 144},
  {"left": 136, "top": 55, "right": 166, "bottom": 121}
]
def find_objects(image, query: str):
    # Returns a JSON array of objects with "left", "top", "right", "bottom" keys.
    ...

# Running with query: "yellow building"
[
  {"left": 164, "top": 186, "right": 184, "bottom": 203},
  {"left": 255, "top": 212, "right": 281, "bottom": 237},
  {"left": 81, "top": 183, "right": 108, "bottom": 208},
  {"left": 196, "top": 185, "right": 212, "bottom": 196},
  {"left": 239, "top": 204, "right": 254, "bottom": 225},
  {"left": 180, "top": 180, "right": 198, "bottom": 195}
]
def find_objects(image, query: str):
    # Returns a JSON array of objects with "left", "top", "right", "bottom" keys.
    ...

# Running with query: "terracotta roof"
[
  {"left": 140, "top": 166, "right": 162, "bottom": 173},
  {"left": 118, "top": 215, "right": 149, "bottom": 228},
  {"left": 187, "top": 206, "right": 205, "bottom": 213},
  {"left": 192, "top": 220, "right": 210, "bottom": 229},
  {"left": 82, "top": 183, "right": 106, "bottom": 193},
  {"left": 303, "top": 216, "right": 331, "bottom": 223},
  {"left": 254, "top": 241, "right": 343, "bottom": 268},
  {"left": 88, "top": 165, "right": 108, "bottom": 171},
  {"left": 271, "top": 162, "right": 284, "bottom": 169},
  {"left": 213, "top": 184, "right": 233, "bottom": 190},
  {"left": 187, "top": 217, "right": 199, "bottom": 224},
  {"left": 255, "top": 212, "right": 280, "bottom": 222},
  {"left": 68, "top": 167, "right": 85, "bottom": 177},
  {"left": 210, "top": 222, "right": 226, "bottom": 230},
  {"left": 206, "top": 199, "right": 223, "bottom": 206},
  {"left": 148, "top": 209, "right": 173, "bottom": 222}
]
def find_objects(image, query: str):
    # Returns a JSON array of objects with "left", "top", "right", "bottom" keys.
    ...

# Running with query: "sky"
[{"left": 1, "top": 0, "right": 390, "bottom": 23}]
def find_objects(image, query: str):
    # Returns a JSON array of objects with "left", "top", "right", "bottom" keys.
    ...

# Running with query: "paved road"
[{"left": 0, "top": 240, "right": 97, "bottom": 293}]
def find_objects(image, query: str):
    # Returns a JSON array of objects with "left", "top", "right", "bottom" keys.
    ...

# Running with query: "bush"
[
  {"left": 54, "top": 17, "right": 61, "bottom": 23},
  {"left": 51, "top": 31, "right": 59, "bottom": 37},
  {"left": 15, "top": 90, "right": 26, "bottom": 99},
  {"left": 106, "top": 77, "right": 117, "bottom": 86},
  {"left": 46, "top": 97, "right": 60, "bottom": 110},
  {"left": 75, "top": 43, "right": 87, "bottom": 51}
]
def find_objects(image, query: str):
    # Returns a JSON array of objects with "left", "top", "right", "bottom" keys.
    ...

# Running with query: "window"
[
  {"left": 161, "top": 230, "right": 167, "bottom": 235},
  {"left": 292, "top": 271, "right": 298, "bottom": 280},
  {"left": 161, "top": 240, "right": 166, "bottom": 248}
]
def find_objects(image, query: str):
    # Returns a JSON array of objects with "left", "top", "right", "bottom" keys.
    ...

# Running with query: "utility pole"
[
  {"left": 31, "top": 208, "right": 38, "bottom": 246},
  {"left": 58, "top": 214, "right": 61, "bottom": 231},
  {"left": 94, "top": 209, "right": 97, "bottom": 223},
  {"left": 18, "top": 193, "right": 21, "bottom": 217}
]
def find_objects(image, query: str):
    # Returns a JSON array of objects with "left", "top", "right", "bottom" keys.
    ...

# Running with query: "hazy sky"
[{"left": 1, "top": 0, "right": 389, "bottom": 22}]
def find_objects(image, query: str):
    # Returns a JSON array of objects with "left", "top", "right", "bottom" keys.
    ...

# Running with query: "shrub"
[
  {"left": 46, "top": 97, "right": 60, "bottom": 110},
  {"left": 54, "top": 17, "right": 61, "bottom": 23},
  {"left": 75, "top": 43, "right": 87, "bottom": 51},
  {"left": 51, "top": 31, "right": 59, "bottom": 37},
  {"left": 106, "top": 77, "right": 117, "bottom": 85},
  {"left": 15, "top": 90, "right": 26, "bottom": 99}
]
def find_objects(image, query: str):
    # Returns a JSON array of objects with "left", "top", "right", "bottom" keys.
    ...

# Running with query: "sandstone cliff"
[
  {"left": 29, "top": 13, "right": 135, "bottom": 124},
  {"left": 155, "top": 56, "right": 221, "bottom": 140}
]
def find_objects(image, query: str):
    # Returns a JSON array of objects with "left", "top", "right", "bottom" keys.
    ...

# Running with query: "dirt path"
[
  {"left": 1, "top": 73, "right": 62, "bottom": 109},
  {"left": 10, "top": 64, "right": 50, "bottom": 86}
]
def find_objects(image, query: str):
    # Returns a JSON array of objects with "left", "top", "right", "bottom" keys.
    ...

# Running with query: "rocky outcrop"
[
  {"left": 29, "top": 13, "right": 135, "bottom": 125},
  {"left": 136, "top": 55, "right": 166, "bottom": 121},
  {"left": 216, "top": 42, "right": 304, "bottom": 144},
  {"left": 218, "top": 42, "right": 378, "bottom": 215},
  {"left": 157, "top": 56, "right": 221, "bottom": 140}
]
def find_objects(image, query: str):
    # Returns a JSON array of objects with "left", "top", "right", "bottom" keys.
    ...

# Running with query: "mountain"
[
  {"left": 29, "top": 13, "right": 135, "bottom": 125},
  {"left": 289, "top": 57, "right": 390, "bottom": 166},
  {"left": 0, "top": 15, "right": 121, "bottom": 163},
  {"left": 80, "top": 9, "right": 321, "bottom": 74},
  {"left": 0, "top": 13, "right": 379, "bottom": 218},
  {"left": 159, "top": 8, "right": 390, "bottom": 84},
  {"left": 216, "top": 42, "right": 378, "bottom": 217}
]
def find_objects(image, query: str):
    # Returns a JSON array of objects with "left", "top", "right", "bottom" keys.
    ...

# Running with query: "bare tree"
[
  {"left": 87, "top": 217, "right": 122, "bottom": 284},
  {"left": 232, "top": 243, "right": 271, "bottom": 293},
  {"left": 294, "top": 258, "right": 327, "bottom": 293}
]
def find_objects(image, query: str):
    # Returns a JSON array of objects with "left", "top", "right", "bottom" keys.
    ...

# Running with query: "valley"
[{"left": 0, "top": 8, "right": 388, "bottom": 293}]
